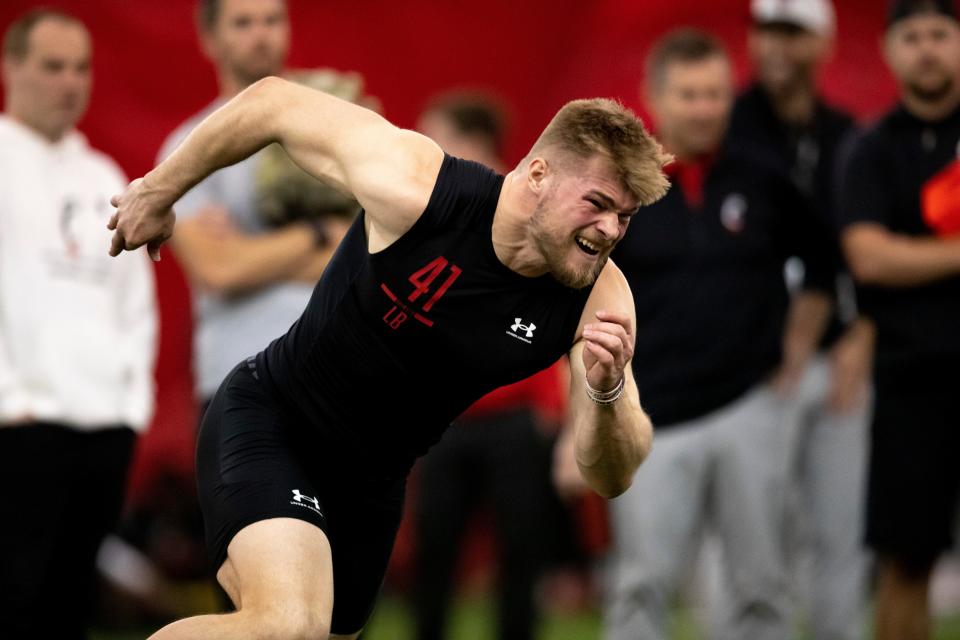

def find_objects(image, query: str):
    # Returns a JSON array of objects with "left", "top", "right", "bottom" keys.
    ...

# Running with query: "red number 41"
[
  {"left": 406, "top": 256, "right": 462, "bottom": 312},
  {"left": 382, "top": 256, "right": 462, "bottom": 330}
]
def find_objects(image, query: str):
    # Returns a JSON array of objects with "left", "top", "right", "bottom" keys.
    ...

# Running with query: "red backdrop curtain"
[{"left": 0, "top": 0, "right": 898, "bottom": 498}]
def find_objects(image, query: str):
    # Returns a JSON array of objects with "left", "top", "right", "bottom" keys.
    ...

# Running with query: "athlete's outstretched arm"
[
  {"left": 565, "top": 262, "right": 652, "bottom": 499},
  {"left": 108, "top": 76, "right": 443, "bottom": 260}
]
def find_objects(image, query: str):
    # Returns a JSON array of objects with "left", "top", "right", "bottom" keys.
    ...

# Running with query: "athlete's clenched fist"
[{"left": 581, "top": 309, "right": 634, "bottom": 395}]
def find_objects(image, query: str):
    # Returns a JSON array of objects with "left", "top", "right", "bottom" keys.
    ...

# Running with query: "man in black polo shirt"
[
  {"left": 840, "top": 2, "right": 960, "bottom": 639},
  {"left": 603, "top": 30, "right": 832, "bottom": 640},
  {"left": 730, "top": 2, "right": 872, "bottom": 637}
]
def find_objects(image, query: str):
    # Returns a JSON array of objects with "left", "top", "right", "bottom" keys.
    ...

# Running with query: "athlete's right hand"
[
  {"left": 581, "top": 310, "right": 634, "bottom": 393},
  {"left": 108, "top": 176, "right": 177, "bottom": 262}
]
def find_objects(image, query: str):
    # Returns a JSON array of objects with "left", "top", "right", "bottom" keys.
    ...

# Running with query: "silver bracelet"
[{"left": 586, "top": 375, "right": 624, "bottom": 405}]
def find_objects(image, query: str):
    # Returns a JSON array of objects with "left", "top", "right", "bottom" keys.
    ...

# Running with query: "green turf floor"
[
  {"left": 361, "top": 595, "right": 960, "bottom": 640},
  {"left": 92, "top": 596, "right": 960, "bottom": 639}
]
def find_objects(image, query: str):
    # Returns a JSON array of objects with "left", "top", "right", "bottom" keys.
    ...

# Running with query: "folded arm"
[
  {"left": 843, "top": 222, "right": 960, "bottom": 287},
  {"left": 171, "top": 210, "right": 324, "bottom": 295}
]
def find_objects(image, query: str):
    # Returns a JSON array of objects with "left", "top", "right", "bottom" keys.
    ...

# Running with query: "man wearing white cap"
[
  {"left": 750, "top": 0, "right": 836, "bottom": 38},
  {"left": 729, "top": 2, "right": 872, "bottom": 638}
]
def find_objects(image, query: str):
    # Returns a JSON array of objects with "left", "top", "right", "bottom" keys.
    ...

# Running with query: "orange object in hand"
[{"left": 921, "top": 158, "right": 960, "bottom": 237}]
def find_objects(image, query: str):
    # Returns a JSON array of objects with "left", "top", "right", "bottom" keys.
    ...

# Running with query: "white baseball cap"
[{"left": 751, "top": 0, "right": 836, "bottom": 35}]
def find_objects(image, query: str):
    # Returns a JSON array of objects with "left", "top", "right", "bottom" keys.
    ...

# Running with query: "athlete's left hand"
[{"left": 581, "top": 310, "right": 634, "bottom": 393}]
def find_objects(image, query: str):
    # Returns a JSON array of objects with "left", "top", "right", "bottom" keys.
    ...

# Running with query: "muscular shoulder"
[{"left": 356, "top": 130, "right": 445, "bottom": 246}]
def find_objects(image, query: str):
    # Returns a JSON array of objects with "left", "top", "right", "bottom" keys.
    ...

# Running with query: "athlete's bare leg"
[{"left": 147, "top": 518, "right": 336, "bottom": 639}]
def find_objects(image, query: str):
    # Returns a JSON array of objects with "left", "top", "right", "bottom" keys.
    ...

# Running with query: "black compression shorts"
[{"left": 196, "top": 359, "right": 406, "bottom": 635}]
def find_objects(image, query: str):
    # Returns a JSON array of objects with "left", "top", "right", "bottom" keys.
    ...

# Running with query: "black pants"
[
  {"left": 413, "top": 410, "right": 557, "bottom": 640},
  {"left": 0, "top": 423, "right": 135, "bottom": 640},
  {"left": 867, "top": 375, "right": 960, "bottom": 569}
]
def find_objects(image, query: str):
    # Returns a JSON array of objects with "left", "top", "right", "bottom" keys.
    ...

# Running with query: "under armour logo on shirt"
[
  {"left": 511, "top": 318, "right": 536, "bottom": 338},
  {"left": 507, "top": 318, "right": 537, "bottom": 344},
  {"left": 290, "top": 489, "right": 322, "bottom": 515}
]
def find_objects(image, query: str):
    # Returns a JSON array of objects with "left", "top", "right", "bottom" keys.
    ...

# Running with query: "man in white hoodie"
[{"left": 0, "top": 9, "right": 157, "bottom": 638}]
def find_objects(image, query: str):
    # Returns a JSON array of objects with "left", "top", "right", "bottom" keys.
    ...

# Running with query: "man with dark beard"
[{"left": 839, "top": 2, "right": 960, "bottom": 639}]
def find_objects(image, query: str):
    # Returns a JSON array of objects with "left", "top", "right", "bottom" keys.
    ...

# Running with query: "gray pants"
[
  {"left": 788, "top": 356, "right": 870, "bottom": 640},
  {"left": 604, "top": 383, "right": 796, "bottom": 640}
]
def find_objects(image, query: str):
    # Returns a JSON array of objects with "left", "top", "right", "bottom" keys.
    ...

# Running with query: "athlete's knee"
[{"left": 246, "top": 605, "right": 331, "bottom": 640}]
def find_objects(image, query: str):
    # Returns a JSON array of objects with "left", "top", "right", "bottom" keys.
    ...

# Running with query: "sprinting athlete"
[{"left": 108, "top": 76, "right": 671, "bottom": 640}]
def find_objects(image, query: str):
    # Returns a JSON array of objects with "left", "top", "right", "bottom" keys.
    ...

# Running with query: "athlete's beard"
[{"left": 530, "top": 201, "right": 606, "bottom": 289}]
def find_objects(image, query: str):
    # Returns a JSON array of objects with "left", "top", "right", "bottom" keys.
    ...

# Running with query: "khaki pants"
[
  {"left": 788, "top": 356, "right": 870, "bottom": 640},
  {"left": 604, "top": 383, "right": 797, "bottom": 640}
]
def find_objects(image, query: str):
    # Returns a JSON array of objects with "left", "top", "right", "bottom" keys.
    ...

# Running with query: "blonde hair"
[{"left": 529, "top": 98, "right": 672, "bottom": 206}]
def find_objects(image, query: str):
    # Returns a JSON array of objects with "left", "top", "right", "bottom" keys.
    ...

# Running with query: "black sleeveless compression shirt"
[{"left": 257, "top": 155, "right": 593, "bottom": 473}]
